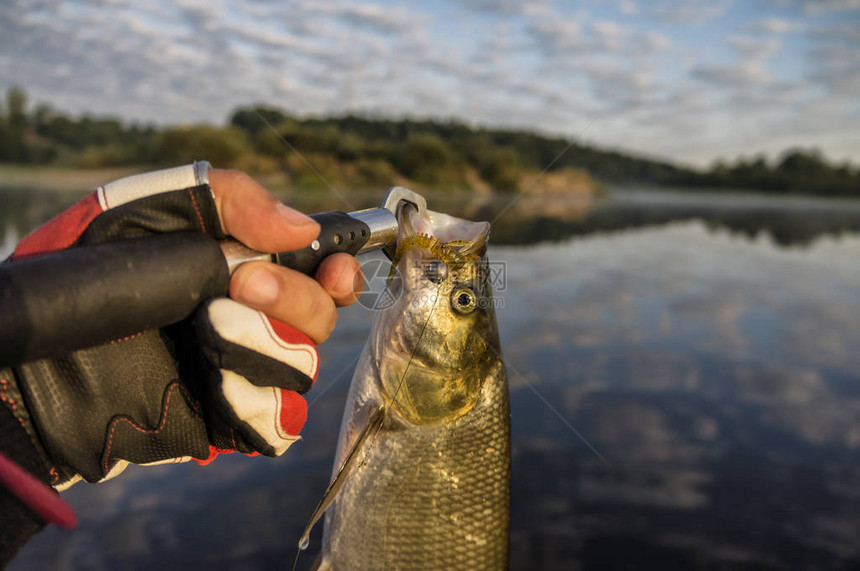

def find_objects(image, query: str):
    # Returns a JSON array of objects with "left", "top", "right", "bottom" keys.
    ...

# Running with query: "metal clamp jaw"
[
  {"left": 382, "top": 186, "right": 427, "bottom": 218},
  {"left": 351, "top": 186, "right": 427, "bottom": 259}
]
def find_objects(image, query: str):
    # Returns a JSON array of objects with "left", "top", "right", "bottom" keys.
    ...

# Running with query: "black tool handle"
[
  {"left": 277, "top": 211, "right": 372, "bottom": 275},
  {"left": 0, "top": 211, "right": 376, "bottom": 367},
  {"left": 0, "top": 233, "right": 229, "bottom": 367}
]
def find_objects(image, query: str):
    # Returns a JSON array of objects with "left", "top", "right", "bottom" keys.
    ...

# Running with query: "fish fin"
[{"left": 296, "top": 405, "right": 386, "bottom": 552}]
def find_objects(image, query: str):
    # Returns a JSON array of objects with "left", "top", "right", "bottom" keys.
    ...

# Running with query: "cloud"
[
  {"left": 0, "top": 0, "right": 857, "bottom": 167},
  {"left": 810, "top": 21, "right": 860, "bottom": 43},
  {"left": 728, "top": 35, "right": 784, "bottom": 60},
  {"left": 750, "top": 17, "right": 805, "bottom": 34},
  {"left": 522, "top": 16, "right": 671, "bottom": 119},
  {"left": 527, "top": 18, "right": 585, "bottom": 53},
  {"left": 691, "top": 35, "right": 782, "bottom": 88},
  {"left": 808, "top": 41, "right": 860, "bottom": 99},
  {"left": 309, "top": 2, "right": 428, "bottom": 34},
  {"left": 774, "top": 0, "right": 860, "bottom": 13},
  {"left": 804, "top": 23, "right": 860, "bottom": 104},
  {"left": 528, "top": 17, "right": 670, "bottom": 57},
  {"left": 648, "top": 0, "right": 737, "bottom": 25},
  {"left": 458, "top": 0, "right": 555, "bottom": 17},
  {"left": 0, "top": 0, "right": 435, "bottom": 125},
  {"left": 617, "top": 0, "right": 638, "bottom": 15}
]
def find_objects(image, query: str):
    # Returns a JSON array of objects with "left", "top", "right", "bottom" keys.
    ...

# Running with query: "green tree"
[
  {"left": 32, "top": 104, "right": 53, "bottom": 135},
  {"left": 153, "top": 126, "right": 250, "bottom": 167},
  {"left": 230, "top": 106, "right": 291, "bottom": 136},
  {"left": 7, "top": 87, "right": 28, "bottom": 129},
  {"left": 0, "top": 87, "right": 29, "bottom": 161},
  {"left": 454, "top": 136, "right": 521, "bottom": 191},
  {"left": 394, "top": 134, "right": 454, "bottom": 181},
  {"left": 777, "top": 148, "right": 827, "bottom": 175}
]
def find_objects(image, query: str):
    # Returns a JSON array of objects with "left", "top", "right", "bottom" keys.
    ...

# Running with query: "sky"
[{"left": 1, "top": 0, "right": 859, "bottom": 167}]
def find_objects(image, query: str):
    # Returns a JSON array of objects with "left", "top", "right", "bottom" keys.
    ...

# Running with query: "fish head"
[{"left": 373, "top": 209, "right": 502, "bottom": 426}]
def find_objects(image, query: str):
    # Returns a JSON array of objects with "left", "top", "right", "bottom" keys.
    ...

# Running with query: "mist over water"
[{"left": 5, "top": 188, "right": 860, "bottom": 569}]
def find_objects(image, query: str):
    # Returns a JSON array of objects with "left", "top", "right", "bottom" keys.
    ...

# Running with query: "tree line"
[{"left": 0, "top": 87, "right": 857, "bottom": 196}]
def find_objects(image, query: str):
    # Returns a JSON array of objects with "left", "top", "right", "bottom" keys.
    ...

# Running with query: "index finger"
[{"left": 208, "top": 168, "right": 320, "bottom": 253}]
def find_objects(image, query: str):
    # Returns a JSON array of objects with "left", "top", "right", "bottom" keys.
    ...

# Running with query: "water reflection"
[
  {"left": 501, "top": 222, "right": 860, "bottom": 569},
  {"left": 482, "top": 190, "right": 860, "bottom": 248},
  {"left": 281, "top": 187, "right": 860, "bottom": 249},
  {"left": 3, "top": 186, "right": 860, "bottom": 256},
  {"left": 3, "top": 186, "right": 860, "bottom": 569}
]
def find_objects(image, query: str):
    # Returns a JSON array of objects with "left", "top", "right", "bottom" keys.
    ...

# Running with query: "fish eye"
[
  {"left": 424, "top": 260, "right": 448, "bottom": 284},
  {"left": 450, "top": 287, "right": 477, "bottom": 315}
]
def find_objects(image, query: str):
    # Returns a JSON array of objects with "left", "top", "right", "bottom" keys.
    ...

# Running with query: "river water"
[{"left": 4, "top": 187, "right": 860, "bottom": 570}]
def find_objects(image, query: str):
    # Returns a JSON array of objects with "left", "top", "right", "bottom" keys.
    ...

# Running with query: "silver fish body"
[{"left": 318, "top": 211, "right": 510, "bottom": 570}]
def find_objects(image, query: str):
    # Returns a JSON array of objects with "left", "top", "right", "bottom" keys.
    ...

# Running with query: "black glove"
[{"left": 0, "top": 162, "right": 320, "bottom": 491}]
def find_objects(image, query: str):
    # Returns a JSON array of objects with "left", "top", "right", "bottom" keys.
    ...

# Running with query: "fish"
[{"left": 298, "top": 207, "right": 510, "bottom": 570}]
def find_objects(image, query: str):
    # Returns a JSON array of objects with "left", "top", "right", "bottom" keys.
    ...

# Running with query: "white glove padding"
[{"left": 194, "top": 298, "right": 319, "bottom": 459}]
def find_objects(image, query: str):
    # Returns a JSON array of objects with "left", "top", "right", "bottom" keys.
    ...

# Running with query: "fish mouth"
[{"left": 393, "top": 209, "right": 491, "bottom": 274}]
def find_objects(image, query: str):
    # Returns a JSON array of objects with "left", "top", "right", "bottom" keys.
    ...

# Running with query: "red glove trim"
[
  {"left": 194, "top": 445, "right": 261, "bottom": 466},
  {"left": 12, "top": 192, "right": 102, "bottom": 260},
  {"left": 266, "top": 316, "right": 319, "bottom": 384},
  {"left": 278, "top": 390, "right": 308, "bottom": 436}
]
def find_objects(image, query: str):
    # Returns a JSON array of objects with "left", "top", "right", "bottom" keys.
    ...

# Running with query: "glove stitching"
[
  {"left": 255, "top": 313, "right": 317, "bottom": 376},
  {"left": 0, "top": 379, "right": 26, "bottom": 430},
  {"left": 272, "top": 387, "right": 286, "bottom": 440},
  {"left": 101, "top": 381, "right": 202, "bottom": 475},
  {"left": 108, "top": 331, "right": 145, "bottom": 345},
  {"left": 187, "top": 188, "right": 207, "bottom": 233},
  {"left": 269, "top": 388, "right": 303, "bottom": 441}
]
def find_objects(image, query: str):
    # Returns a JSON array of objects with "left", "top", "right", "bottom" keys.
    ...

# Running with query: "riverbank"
[
  {"left": 0, "top": 163, "right": 605, "bottom": 198},
  {"left": 0, "top": 165, "right": 142, "bottom": 192}
]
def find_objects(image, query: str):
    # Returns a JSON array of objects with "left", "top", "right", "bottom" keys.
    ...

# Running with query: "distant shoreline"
[
  {"left": 3, "top": 165, "right": 859, "bottom": 205},
  {"left": 0, "top": 164, "right": 141, "bottom": 192},
  {"left": 0, "top": 163, "right": 605, "bottom": 197}
]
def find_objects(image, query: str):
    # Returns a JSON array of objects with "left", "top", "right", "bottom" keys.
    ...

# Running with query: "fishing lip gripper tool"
[
  {"left": 0, "top": 186, "right": 429, "bottom": 367},
  {"left": 220, "top": 186, "right": 428, "bottom": 274}
]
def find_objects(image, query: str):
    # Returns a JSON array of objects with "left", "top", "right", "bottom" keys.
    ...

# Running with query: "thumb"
[{"left": 209, "top": 169, "right": 320, "bottom": 253}]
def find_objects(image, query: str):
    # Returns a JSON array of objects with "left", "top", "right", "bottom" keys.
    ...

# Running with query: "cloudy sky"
[{"left": 2, "top": 0, "right": 859, "bottom": 167}]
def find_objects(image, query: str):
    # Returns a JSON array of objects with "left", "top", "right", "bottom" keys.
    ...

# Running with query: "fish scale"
[{"left": 323, "top": 357, "right": 509, "bottom": 570}]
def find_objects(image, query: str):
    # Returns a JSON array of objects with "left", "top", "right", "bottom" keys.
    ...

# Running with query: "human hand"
[
  {"left": 210, "top": 168, "right": 362, "bottom": 343},
  {"left": 1, "top": 162, "right": 364, "bottom": 490}
]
